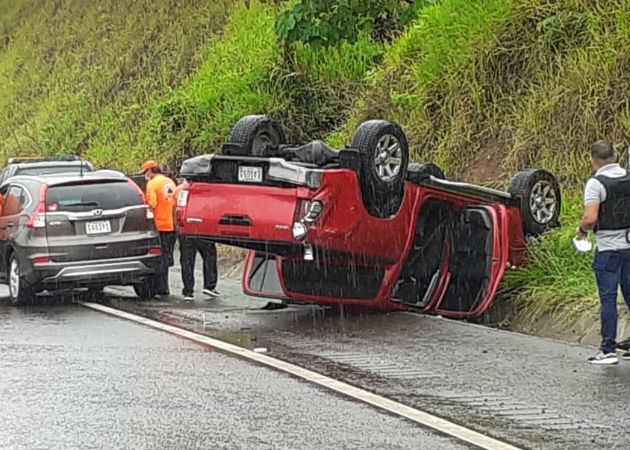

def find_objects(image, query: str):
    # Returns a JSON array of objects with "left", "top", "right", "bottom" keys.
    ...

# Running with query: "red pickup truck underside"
[{"left": 177, "top": 166, "right": 527, "bottom": 318}]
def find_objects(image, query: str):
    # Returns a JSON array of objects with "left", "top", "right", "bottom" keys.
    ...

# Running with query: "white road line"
[{"left": 82, "top": 302, "right": 523, "bottom": 450}]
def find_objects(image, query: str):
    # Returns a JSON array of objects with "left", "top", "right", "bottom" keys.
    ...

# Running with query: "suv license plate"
[
  {"left": 86, "top": 220, "right": 111, "bottom": 234},
  {"left": 238, "top": 166, "right": 263, "bottom": 183}
]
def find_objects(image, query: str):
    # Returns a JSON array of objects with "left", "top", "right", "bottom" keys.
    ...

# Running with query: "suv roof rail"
[{"left": 7, "top": 155, "right": 80, "bottom": 164}]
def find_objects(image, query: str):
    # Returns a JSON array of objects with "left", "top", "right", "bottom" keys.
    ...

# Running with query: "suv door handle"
[{"left": 1, "top": 222, "right": 14, "bottom": 230}]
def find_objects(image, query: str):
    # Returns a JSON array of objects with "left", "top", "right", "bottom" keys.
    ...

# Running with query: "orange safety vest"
[{"left": 146, "top": 174, "right": 176, "bottom": 231}]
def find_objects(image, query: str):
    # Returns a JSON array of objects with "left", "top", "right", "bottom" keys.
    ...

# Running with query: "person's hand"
[{"left": 576, "top": 225, "right": 588, "bottom": 238}]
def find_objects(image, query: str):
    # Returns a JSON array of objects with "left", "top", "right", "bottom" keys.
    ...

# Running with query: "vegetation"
[
  {"left": 276, "top": 0, "right": 431, "bottom": 49},
  {"left": 0, "top": 0, "right": 235, "bottom": 172},
  {"left": 328, "top": 0, "right": 629, "bottom": 189},
  {"left": 1, "top": 0, "right": 628, "bottom": 323},
  {"left": 499, "top": 197, "right": 600, "bottom": 325}
]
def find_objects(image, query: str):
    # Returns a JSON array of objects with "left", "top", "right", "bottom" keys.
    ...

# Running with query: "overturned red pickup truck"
[{"left": 176, "top": 116, "right": 560, "bottom": 317}]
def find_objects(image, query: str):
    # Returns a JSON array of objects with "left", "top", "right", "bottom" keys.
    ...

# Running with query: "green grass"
[
  {"left": 328, "top": 0, "right": 629, "bottom": 186},
  {"left": 0, "top": 0, "right": 234, "bottom": 172},
  {"left": 501, "top": 196, "right": 600, "bottom": 324},
  {"left": 141, "top": 0, "right": 286, "bottom": 168}
]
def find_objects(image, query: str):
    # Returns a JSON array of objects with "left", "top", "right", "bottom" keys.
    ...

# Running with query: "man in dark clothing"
[
  {"left": 179, "top": 236, "right": 219, "bottom": 300},
  {"left": 576, "top": 140, "right": 630, "bottom": 365}
]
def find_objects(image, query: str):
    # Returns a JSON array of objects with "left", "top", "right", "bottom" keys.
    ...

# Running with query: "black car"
[
  {"left": 0, "top": 173, "right": 161, "bottom": 304},
  {"left": 0, "top": 156, "right": 95, "bottom": 185}
]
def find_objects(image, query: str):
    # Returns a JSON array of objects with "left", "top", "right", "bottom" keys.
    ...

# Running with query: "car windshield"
[
  {"left": 46, "top": 181, "right": 142, "bottom": 212},
  {"left": 17, "top": 165, "right": 92, "bottom": 176}
]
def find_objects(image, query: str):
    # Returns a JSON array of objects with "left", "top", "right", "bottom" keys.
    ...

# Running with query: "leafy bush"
[{"left": 276, "top": 0, "right": 434, "bottom": 49}]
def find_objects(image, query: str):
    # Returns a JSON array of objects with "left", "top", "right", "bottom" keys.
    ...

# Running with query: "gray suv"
[{"left": 0, "top": 173, "right": 161, "bottom": 304}]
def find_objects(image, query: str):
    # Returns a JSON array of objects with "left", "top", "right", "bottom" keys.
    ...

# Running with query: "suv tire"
[
  {"left": 508, "top": 169, "right": 561, "bottom": 236},
  {"left": 351, "top": 120, "right": 409, "bottom": 218},
  {"left": 226, "top": 115, "right": 286, "bottom": 156},
  {"left": 86, "top": 285, "right": 105, "bottom": 301},
  {"left": 133, "top": 280, "right": 156, "bottom": 301},
  {"left": 8, "top": 255, "right": 33, "bottom": 306}
]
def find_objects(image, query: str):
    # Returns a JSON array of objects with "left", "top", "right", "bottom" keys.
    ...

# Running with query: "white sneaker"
[
  {"left": 203, "top": 289, "right": 220, "bottom": 298},
  {"left": 587, "top": 351, "right": 619, "bottom": 365},
  {"left": 183, "top": 295, "right": 195, "bottom": 302}
]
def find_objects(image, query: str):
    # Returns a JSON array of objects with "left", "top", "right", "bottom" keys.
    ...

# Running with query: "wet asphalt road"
[
  {"left": 98, "top": 276, "right": 630, "bottom": 450},
  {"left": 0, "top": 304, "right": 473, "bottom": 450}
]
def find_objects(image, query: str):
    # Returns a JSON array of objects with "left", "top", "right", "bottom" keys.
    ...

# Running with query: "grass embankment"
[
  {"left": 0, "top": 0, "right": 384, "bottom": 171},
  {"left": 0, "top": 0, "right": 236, "bottom": 172},
  {"left": 1, "top": 0, "right": 628, "bottom": 324},
  {"left": 148, "top": 1, "right": 384, "bottom": 167}
]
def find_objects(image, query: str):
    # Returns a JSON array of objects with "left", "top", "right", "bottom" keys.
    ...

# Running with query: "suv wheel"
[
  {"left": 8, "top": 255, "right": 33, "bottom": 306},
  {"left": 133, "top": 280, "right": 156, "bottom": 301},
  {"left": 508, "top": 169, "right": 561, "bottom": 236},
  {"left": 86, "top": 285, "right": 105, "bottom": 301},
  {"left": 351, "top": 120, "right": 410, "bottom": 218},
  {"left": 226, "top": 115, "right": 286, "bottom": 156}
]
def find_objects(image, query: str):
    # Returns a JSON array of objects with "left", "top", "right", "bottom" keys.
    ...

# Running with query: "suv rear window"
[{"left": 46, "top": 181, "right": 142, "bottom": 212}]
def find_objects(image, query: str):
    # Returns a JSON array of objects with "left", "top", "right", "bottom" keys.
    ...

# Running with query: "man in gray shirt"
[{"left": 577, "top": 140, "right": 630, "bottom": 364}]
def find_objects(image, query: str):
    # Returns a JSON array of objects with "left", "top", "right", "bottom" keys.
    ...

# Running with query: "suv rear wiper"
[{"left": 60, "top": 201, "right": 100, "bottom": 208}]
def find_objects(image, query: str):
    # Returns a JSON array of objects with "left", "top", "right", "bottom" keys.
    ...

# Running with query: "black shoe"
[
  {"left": 621, "top": 351, "right": 630, "bottom": 361},
  {"left": 616, "top": 338, "right": 630, "bottom": 352}
]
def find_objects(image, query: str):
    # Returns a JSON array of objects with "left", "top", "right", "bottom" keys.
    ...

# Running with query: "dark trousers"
[
  {"left": 179, "top": 236, "right": 218, "bottom": 296},
  {"left": 592, "top": 250, "right": 630, "bottom": 353},
  {"left": 156, "top": 231, "right": 176, "bottom": 294}
]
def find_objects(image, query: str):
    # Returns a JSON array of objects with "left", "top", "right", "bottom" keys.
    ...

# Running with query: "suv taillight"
[{"left": 26, "top": 185, "right": 49, "bottom": 229}]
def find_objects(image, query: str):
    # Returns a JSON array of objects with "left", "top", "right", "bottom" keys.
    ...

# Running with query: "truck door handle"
[{"left": 1, "top": 222, "right": 14, "bottom": 230}]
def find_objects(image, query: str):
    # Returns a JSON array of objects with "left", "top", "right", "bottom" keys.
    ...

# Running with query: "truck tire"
[
  {"left": 226, "top": 115, "right": 286, "bottom": 156},
  {"left": 351, "top": 120, "right": 409, "bottom": 218},
  {"left": 8, "top": 255, "right": 34, "bottom": 306},
  {"left": 508, "top": 169, "right": 561, "bottom": 236}
]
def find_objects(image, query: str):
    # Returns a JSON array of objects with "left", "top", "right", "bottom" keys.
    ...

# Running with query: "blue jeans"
[{"left": 592, "top": 250, "right": 630, "bottom": 353}]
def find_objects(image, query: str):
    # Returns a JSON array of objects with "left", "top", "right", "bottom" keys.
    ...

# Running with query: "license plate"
[
  {"left": 238, "top": 166, "right": 263, "bottom": 183},
  {"left": 86, "top": 220, "right": 111, "bottom": 235}
]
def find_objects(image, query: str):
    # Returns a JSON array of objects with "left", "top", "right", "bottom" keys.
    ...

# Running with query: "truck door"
[
  {"left": 242, "top": 250, "right": 289, "bottom": 300},
  {"left": 434, "top": 205, "right": 508, "bottom": 318}
]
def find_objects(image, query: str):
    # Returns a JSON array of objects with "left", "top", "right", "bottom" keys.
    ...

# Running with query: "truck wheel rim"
[
  {"left": 529, "top": 180, "right": 557, "bottom": 224},
  {"left": 374, "top": 134, "right": 402, "bottom": 182},
  {"left": 9, "top": 259, "right": 19, "bottom": 298}
]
